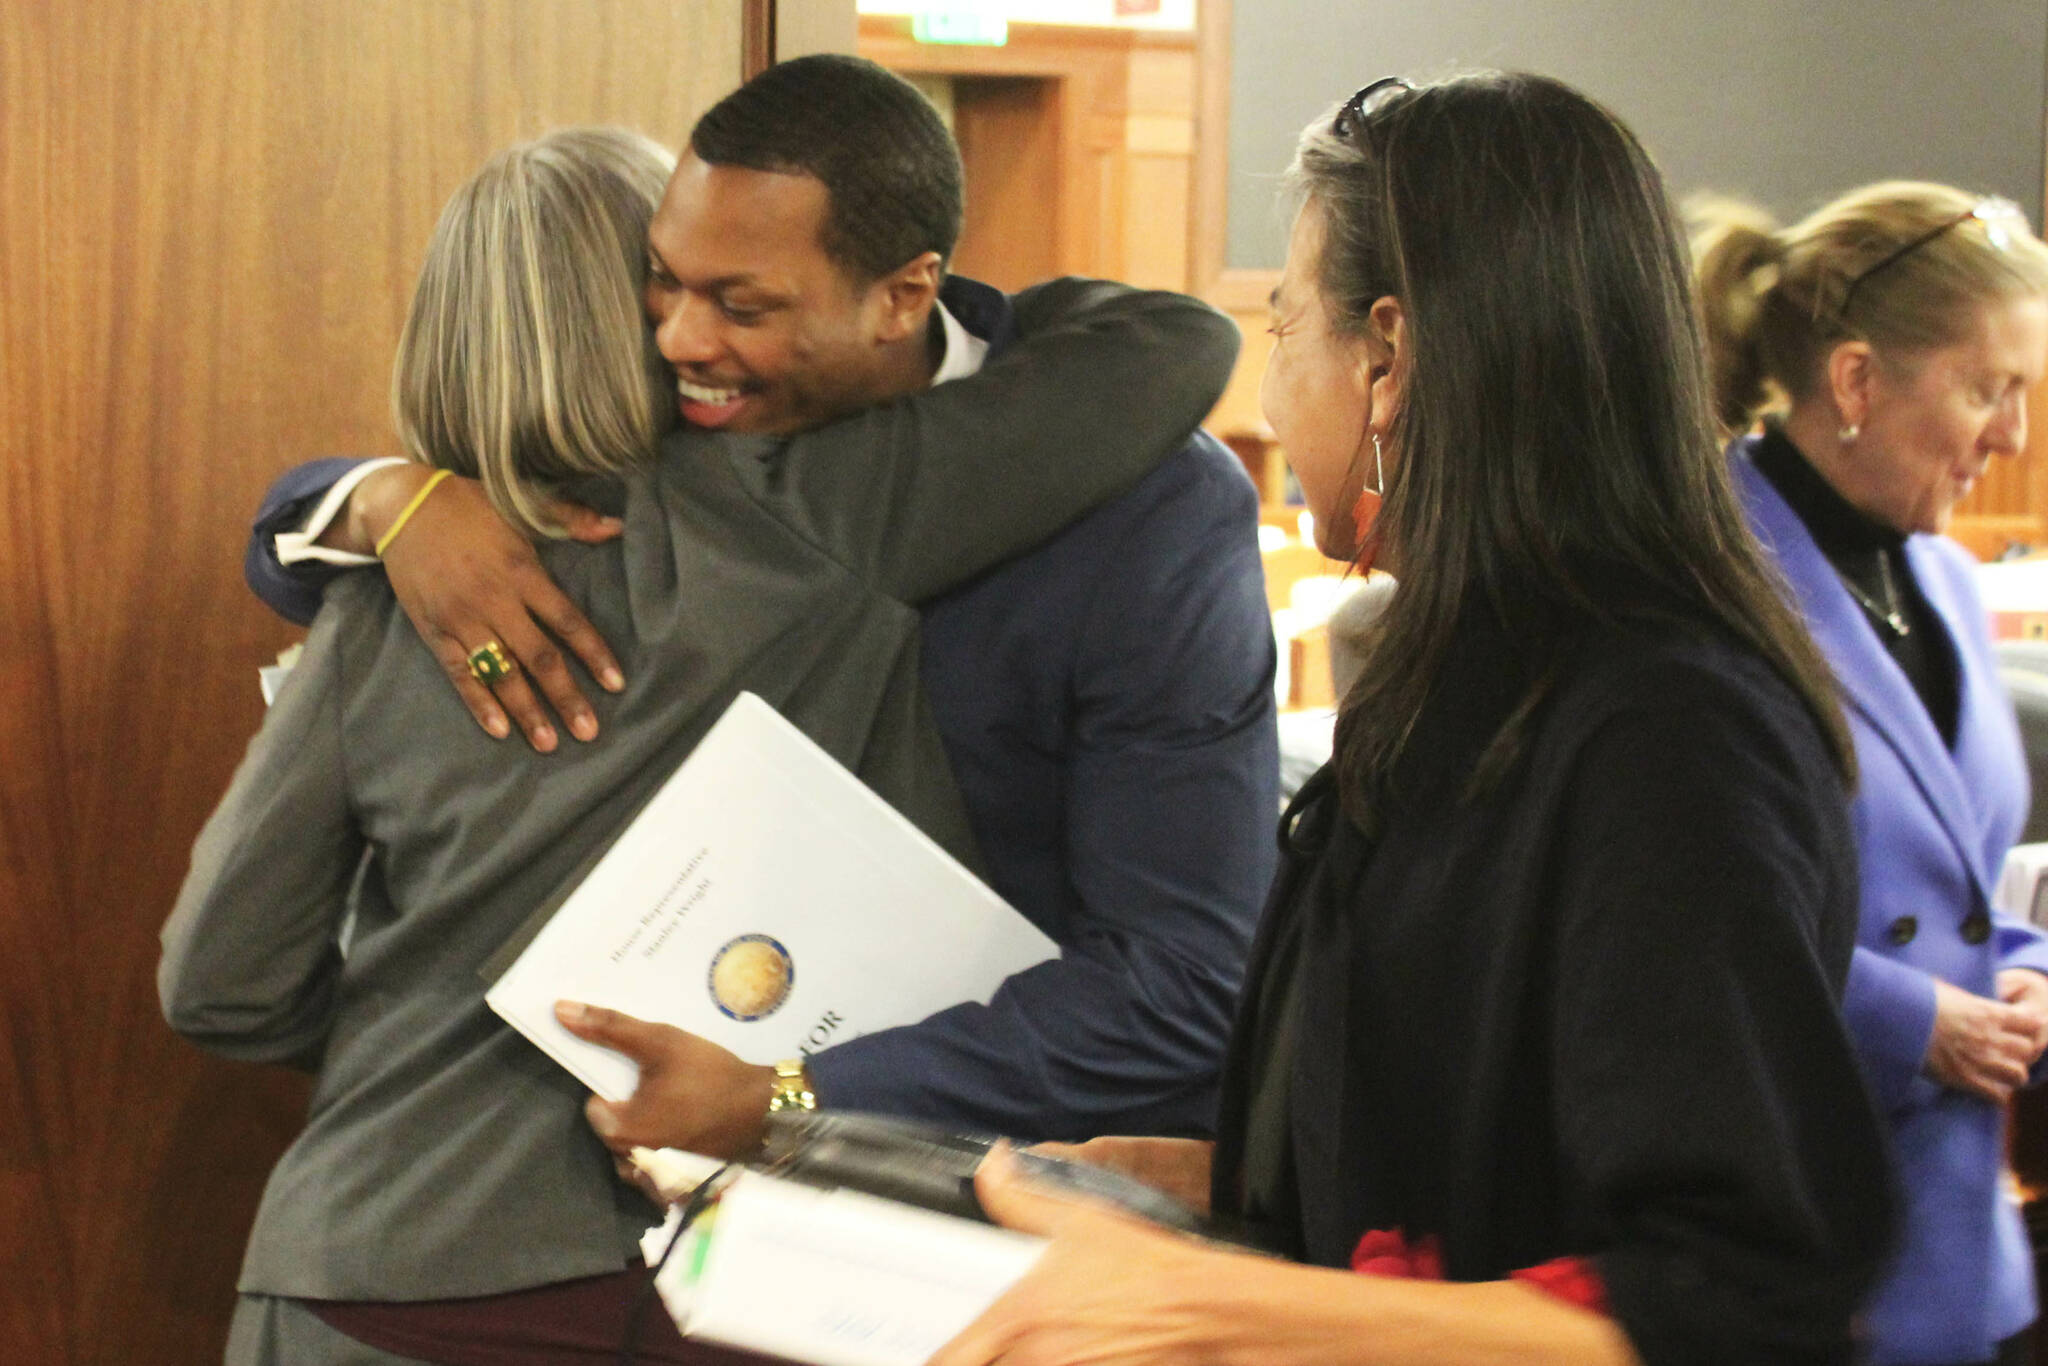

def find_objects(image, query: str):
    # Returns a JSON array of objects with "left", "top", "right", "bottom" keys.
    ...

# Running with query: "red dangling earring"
[{"left": 1351, "top": 431, "right": 1385, "bottom": 575}]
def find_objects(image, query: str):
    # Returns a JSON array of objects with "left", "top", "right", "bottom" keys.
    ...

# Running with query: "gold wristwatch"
[{"left": 767, "top": 1057, "right": 817, "bottom": 1113}]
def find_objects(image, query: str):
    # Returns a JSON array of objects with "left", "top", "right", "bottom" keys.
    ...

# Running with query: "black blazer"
[{"left": 1213, "top": 603, "right": 1894, "bottom": 1366}]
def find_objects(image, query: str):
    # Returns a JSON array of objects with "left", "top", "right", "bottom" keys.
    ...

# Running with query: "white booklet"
[
  {"left": 484, "top": 691, "right": 1059, "bottom": 1102},
  {"left": 641, "top": 1170, "right": 1046, "bottom": 1366}
]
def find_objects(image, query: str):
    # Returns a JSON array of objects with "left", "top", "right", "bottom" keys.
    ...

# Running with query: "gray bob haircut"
[{"left": 393, "top": 126, "right": 677, "bottom": 538}]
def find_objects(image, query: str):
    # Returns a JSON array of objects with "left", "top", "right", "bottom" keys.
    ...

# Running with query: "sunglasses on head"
[
  {"left": 1840, "top": 196, "right": 2027, "bottom": 316},
  {"left": 1332, "top": 76, "right": 1414, "bottom": 141}
]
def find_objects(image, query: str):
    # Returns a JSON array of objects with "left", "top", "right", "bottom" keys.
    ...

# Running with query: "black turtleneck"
[{"left": 1752, "top": 422, "right": 1959, "bottom": 746}]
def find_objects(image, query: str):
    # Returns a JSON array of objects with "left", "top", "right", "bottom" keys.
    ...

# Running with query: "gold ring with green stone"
[{"left": 466, "top": 640, "right": 514, "bottom": 686}]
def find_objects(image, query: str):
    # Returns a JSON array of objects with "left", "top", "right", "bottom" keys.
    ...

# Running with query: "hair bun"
[{"left": 1687, "top": 195, "right": 1787, "bottom": 433}]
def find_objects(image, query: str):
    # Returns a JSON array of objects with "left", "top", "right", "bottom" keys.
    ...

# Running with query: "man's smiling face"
[{"left": 643, "top": 153, "right": 900, "bottom": 436}]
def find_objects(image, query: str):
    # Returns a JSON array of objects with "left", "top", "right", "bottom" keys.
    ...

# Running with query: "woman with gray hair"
[
  {"left": 158, "top": 126, "right": 1236, "bottom": 1363},
  {"left": 389, "top": 127, "right": 680, "bottom": 541},
  {"left": 934, "top": 71, "right": 1889, "bottom": 1366},
  {"left": 1698, "top": 181, "right": 2048, "bottom": 1366}
]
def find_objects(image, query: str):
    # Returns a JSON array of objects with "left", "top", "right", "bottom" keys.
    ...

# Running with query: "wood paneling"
[
  {"left": 860, "top": 16, "right": 1198, "bottom": 290},
  {"left": 1191, "top": 0, "right": 1231, "bottom": 294},
  {"left": 1190, "top": 0, "right": 1271, "bottom": 443},
  {"left": 1208, "top": 299, "right": 1274, "bottom": 437},
  {"left": 0, "top": 3, "right": 742, "bottom": 1362},
  {"left": 746, "top": 0, "right": 777, "bottom": 76},
  {"left": 951, "top": 78, "right": 1065, "bottom": 292},
  {"left": 1948, "top": 373, "right": 2048, "bottom": 558}
]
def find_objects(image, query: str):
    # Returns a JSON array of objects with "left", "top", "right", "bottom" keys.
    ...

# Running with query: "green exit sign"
[{"left": 912, "top": 12, "right": 1009, "bottom": 45}]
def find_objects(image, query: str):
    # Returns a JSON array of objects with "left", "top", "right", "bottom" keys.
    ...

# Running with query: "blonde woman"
[
  {"left": 1698, "top": 183, "right": 2048, "bottom": 1366},
  {"left": 160, "top": 127, "right": 1236, "bottom": 1364}
]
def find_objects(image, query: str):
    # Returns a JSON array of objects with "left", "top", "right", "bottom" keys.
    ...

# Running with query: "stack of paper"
[
  {"left": 640, "top": 1169, "right": 1046, "bottom": 1366},
  {"left": 484, "top": 692, "right": 1060, "bottom": 1102}
]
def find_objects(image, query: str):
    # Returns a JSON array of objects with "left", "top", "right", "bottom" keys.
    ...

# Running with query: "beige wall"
[{"left": 778, "top": 0, "right": 859, "bottom": 58}]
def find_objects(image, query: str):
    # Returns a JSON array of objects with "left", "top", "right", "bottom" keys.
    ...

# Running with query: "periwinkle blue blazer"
[{"left": 1736, "top": 442, "right": 2048, "bottom": 1364}]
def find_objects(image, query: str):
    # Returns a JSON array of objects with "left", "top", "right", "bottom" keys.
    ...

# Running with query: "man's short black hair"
[{"left": 690, "top": 54, "right": 964, "bottom": 283}]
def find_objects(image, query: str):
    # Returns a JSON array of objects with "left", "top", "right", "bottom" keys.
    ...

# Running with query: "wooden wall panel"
[
  {"left": 1206, "top": 302, "right": 1273, "bottom": 437},
  {"left": 951, "top": 78, "right": 1065, "bottom": 292},
  {"left": 860, "top": 17, "right": 1198, "bottom": 290},
  {"left": 0, "top": 3, "right": 742, "bottom": 1362},
  {"left": 1121, "top": 45, "right": 1197, "bottom": 290},
  {"left": 1948, "top": 373, "right": 2048, "bottom": 557}
]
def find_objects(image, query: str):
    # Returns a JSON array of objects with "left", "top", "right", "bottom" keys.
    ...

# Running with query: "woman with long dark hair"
[{"left": 933, "top": 71, "right": 1891, "bottom": 1365}]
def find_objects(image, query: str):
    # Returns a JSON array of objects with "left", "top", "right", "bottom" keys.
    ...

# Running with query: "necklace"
[{"left": 1838, "top": 552, "right": 1911, "bottom": 638}]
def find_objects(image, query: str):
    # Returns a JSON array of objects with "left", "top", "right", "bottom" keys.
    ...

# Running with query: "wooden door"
[{"left": 0, "top": 3, "right": 747, "bottom": 1361}]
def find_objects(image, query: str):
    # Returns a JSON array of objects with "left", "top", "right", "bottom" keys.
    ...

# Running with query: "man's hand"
[
  {"left": 555, "top": 1001, "right": 777, "bottom": 1161},
  {"left": 336, "top": 465, "right": 625, "bottom": 750},
  {"left": 1925, "top": 978, "right": 2043, "bottom": 1104}
]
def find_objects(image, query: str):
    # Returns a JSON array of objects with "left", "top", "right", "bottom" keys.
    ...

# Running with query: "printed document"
[
  {"left": 642, "top": 1171, "right": 1045, "bottom": 1366},
  {"left": 484, "top": 692, "right": 1058, "bottom": 1101}
]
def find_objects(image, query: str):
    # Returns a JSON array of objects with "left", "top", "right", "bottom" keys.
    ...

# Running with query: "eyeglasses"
[
  {"left": 1332, "top": 76, "right": 1414, "bottom": 141},
  {"left": 1839, "top": 196, "right": 2027, "bottom": 317}
]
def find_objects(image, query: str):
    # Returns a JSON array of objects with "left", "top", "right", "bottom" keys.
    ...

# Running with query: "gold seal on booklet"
[{"left": 708, "top": 934, "right": 794, "bottom": 1021}]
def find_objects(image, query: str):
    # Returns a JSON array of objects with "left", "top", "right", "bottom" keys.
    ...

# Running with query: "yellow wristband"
[{"left": 373, "top": 468, "right": 453, "bottom": 558}]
